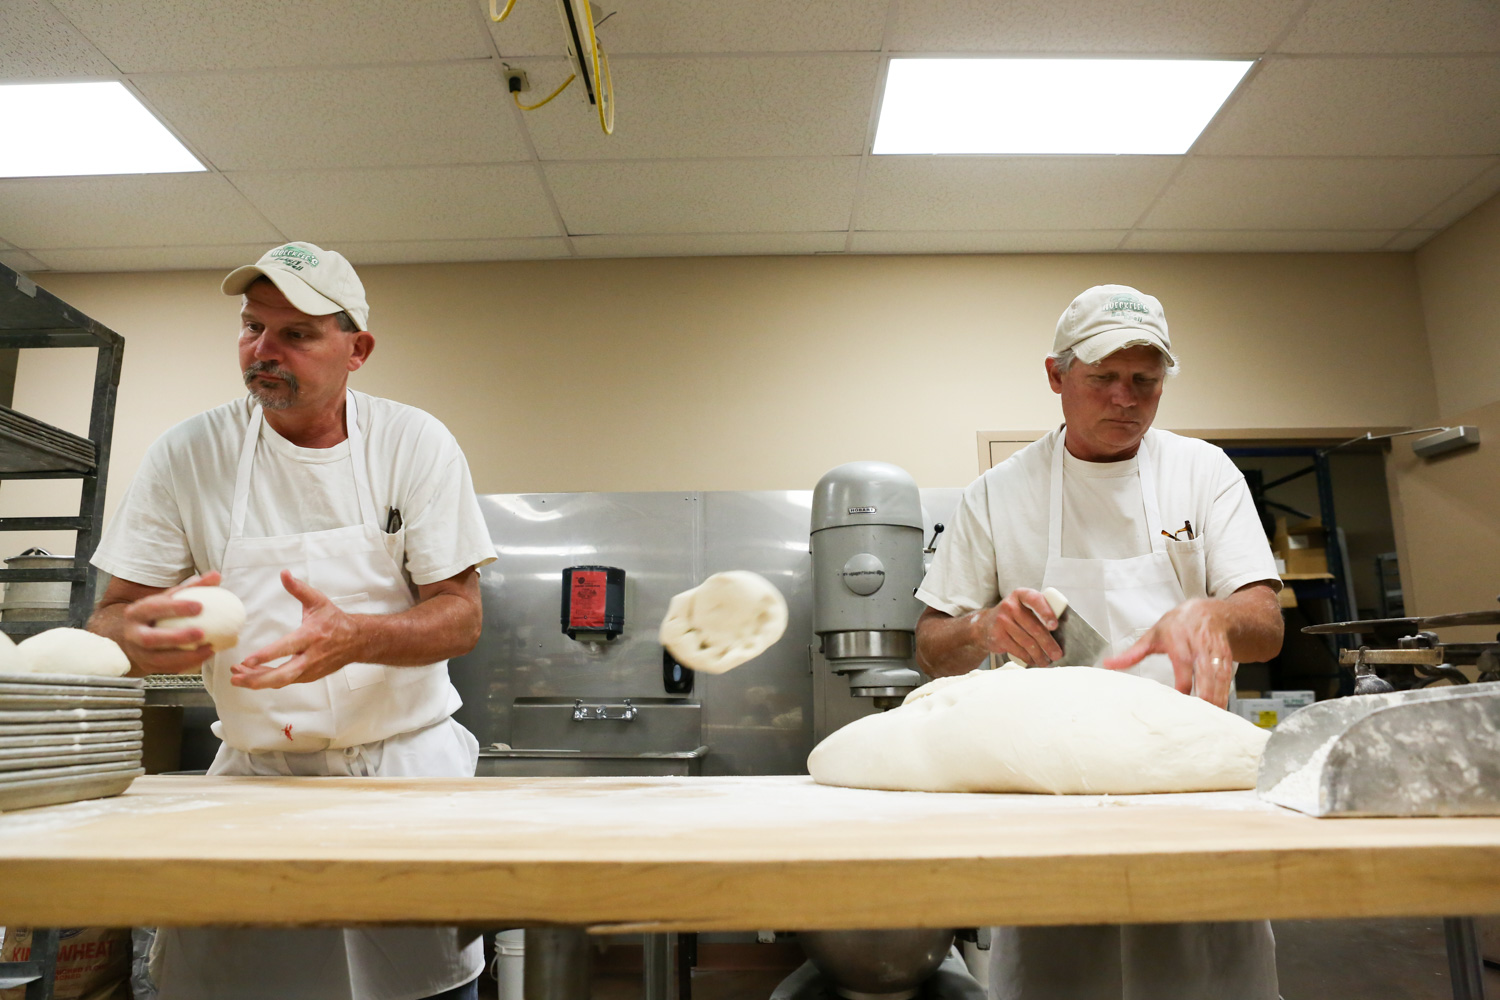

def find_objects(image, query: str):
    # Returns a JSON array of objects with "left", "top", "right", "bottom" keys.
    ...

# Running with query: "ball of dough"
[
  {"left": 659, "top": 571, "right": 789, "bottom": 675},
  {"left": 0, "top": 630, "right": 27, "bottom": 674},
  {"left": 811, "top": 666, "right": 1270, "bottom": 795},
  {"left": 18, "top": 628, "right": 130, "bottom": 677},
  {"left": 157, "top": 586, "right": 246, "bottom": 652}
]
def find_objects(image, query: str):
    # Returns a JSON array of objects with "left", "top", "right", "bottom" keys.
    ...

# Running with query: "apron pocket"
[
  {"left": 1165, "top": 536, "right": 1208, "bottom": 599},
  {"left": 343, "top": 661, "right": 387, "bottom": 689}
]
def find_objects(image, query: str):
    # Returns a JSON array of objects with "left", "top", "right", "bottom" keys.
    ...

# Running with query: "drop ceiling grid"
[{"left": 0, "top": 0, "right": 1497, "bottom": 267}]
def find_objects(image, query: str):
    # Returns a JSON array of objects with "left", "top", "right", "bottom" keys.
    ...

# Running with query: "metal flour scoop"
[{"left": 1257, "top": 680, "right": 1500, "bottom": 818}]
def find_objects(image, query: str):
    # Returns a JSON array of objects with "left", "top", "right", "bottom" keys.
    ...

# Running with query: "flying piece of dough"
[
  {"left": 17, "top": 627, "right": 131, "bottom": 677},
  {"left": 659, "top": 571, "right": 789, "bottom": 674},
  {"left": 157, "top": 586, "right": 246, "bottom": 652},
  {"left": 810, "top": 666, "right": 1269, "bottom": 795}
]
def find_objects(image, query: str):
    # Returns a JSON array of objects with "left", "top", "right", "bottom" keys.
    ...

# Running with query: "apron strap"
[
  {"left": 228, "top": 401, "right": 264, "bottom": 542},
  {"left": 227, "top": 390, "right": 382, "bottom": 546},
  {"left": 343, "top": 389, "right": 382, "bottom": 531},
  {"left": 1049, "top": 427, "right": 1167, "bottom": 558}
]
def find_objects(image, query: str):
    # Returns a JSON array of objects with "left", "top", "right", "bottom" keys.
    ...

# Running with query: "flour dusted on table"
[{"left": 810, "top": 666, "right": 1270, "bottom": 795}]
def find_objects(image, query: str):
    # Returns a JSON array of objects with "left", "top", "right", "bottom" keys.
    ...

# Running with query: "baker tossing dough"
[
  {"left": 156, "top": 585, "right": 246, "bottom": 652},
  {"left": 16, "top": 627, "right": 131, "bottom": 677},
  {"left": 809, "top": 666, "right": 1270, "bottom": 794},
  {"left": 659, "top": 571, "right": 788, "bottom": 674}
]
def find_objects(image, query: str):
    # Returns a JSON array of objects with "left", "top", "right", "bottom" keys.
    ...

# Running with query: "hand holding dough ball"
[
  {"left": 0, "top": 631, "right": 26, "bottom": 674},
  {"left": 17, "top": 627, "right": 130, "bottom": 677},
  {"left": 157, "top": 586, "right": 246, "bottom": 652},
  {"left": 659, "top": 571, "right": 788, "bottom": 674}
]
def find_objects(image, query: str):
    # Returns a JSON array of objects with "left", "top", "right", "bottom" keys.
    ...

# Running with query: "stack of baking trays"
[{"left": 0, "top": 671, "right": 145, "bottom": 811}]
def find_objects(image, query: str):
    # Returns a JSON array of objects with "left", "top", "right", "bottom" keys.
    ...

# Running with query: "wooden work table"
[{"left": 2, "top": 774, "right": 1498, "bottom": 931}]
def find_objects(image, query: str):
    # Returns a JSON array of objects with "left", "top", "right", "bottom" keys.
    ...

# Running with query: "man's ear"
[
  {"left": 348, "top": 330, "right": 375, "bottom": 372},
  {"left": 1044, "top": 357, "right": 1064, "bottom": 395}
]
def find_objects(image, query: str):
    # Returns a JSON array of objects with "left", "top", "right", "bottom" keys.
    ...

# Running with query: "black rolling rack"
[{"left": 0, "top": 263, "right": 124, "bottom": 638}]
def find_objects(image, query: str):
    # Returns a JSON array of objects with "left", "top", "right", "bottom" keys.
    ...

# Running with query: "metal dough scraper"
[{"left": 1038, "top": 588, "right": 1111, "bottom": 668}]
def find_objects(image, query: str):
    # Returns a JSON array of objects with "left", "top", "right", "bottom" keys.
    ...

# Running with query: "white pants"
[
  {"left": 990, "top": 922, "right": 1278, "bottom": 1000},
  {"left": 152, "top": 717, "right": 485, "bottom": 1000}
]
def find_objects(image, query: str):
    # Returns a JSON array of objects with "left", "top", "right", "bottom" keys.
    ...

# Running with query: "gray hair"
[{"left": 1049, "top": 347, "right": 1179, "bottom": 378}]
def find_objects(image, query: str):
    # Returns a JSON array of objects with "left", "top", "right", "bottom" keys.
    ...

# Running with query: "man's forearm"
[
  {"left": 1214, "top": 583, "right": 1284, "bottom": 663},
  {"left": 87, "top": 600, "right": 141, "bottom": 674},
  {"left": 914, "top": 609, "right": 990, "bottom": 678},
  {"left": 347, "top": 592, "right": 482, "bottom": 666}
]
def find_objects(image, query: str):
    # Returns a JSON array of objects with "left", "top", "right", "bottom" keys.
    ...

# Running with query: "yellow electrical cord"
[
  {"left": 578, "top": 3, "right": 614, "bottom": 134},
  {"left": 489, "top": 0, "right": 518, "bottom": 22},
  {"left": 513, "top": 73, "right": 576, "bottom": 110}
]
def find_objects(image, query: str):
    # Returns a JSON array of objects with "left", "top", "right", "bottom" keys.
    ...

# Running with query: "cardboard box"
[
  {"left": 1273, "top": 517, "right": 1329, "bottom": 575},
  {"left": 1271, "top": 690, "right": 1316, "bottom": 716},
  {"left": 1236, "top": 697, "right": 1285, "bottom": 730}
]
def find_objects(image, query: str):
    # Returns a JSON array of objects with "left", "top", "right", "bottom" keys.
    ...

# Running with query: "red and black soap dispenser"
[{"left": 560, "top": 565, "right": 626, "bottom": 641}]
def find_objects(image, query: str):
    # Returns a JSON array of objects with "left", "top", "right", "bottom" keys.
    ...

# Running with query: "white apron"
[
  {"left": 989, "top": 429, "right": 1276, "bottom": 1000},
  {"left": 155, "top": 390, "right": 482, "bottom": 1000}
]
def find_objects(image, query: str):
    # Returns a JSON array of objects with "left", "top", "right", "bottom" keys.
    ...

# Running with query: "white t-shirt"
[
  {"left": 917, "top": 427, "right": 1280, "bottom": 617},
  {"left": 93, "top": 391, "right": 495, "bottom": 590}
]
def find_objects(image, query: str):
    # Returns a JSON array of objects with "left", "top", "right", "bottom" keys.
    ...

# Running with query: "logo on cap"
[
  {"left": 1105, "top": 293, "right": 1150, "bottom": 318},
  {"left": 270, "top": 245, "right": 319, "bottom": 272}
]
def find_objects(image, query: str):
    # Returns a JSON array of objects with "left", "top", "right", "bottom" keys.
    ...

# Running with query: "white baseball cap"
[
  {"left": 222, "top": 242, "right": 369, "bottom": 331},
  {"left": 1053, "top": 284, "right": 1175, "bottom": 367}
]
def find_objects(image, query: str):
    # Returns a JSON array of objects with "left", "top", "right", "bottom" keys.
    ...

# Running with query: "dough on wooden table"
[
  {"left": 659, "top": 571, "right": 788, "bottom": 674},
  {"left": 157, "top": 586, "right": 246, "bottom": 652},
  {"left": 17, "top": 627, "right": 131, "bottom": 677},
  {"left": 810, "top": 666, "right": 1270, "bottom": 794},
  {"left": 0, "top": 631, "right": 24, "bottom": 674}
]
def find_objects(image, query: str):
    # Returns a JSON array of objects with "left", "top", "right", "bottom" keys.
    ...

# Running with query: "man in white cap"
[
  {"left": 914, "top": 284, "right": 1284, "bottom": 1000},
  {"left": 88, "top": 242, "right": 491, "bottom": 1000}
]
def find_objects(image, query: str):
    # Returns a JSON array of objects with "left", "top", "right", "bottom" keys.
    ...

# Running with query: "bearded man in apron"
[
  {"left": 88, "top": 243, "right": 493, "bottom": 1000},
  {"left": 914, "top": 285, "right": 1286, "bottom": 1000}
]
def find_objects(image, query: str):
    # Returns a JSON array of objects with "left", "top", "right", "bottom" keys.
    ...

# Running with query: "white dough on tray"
[
  {"left": 659, "top": 571, "right": 788, "bottom": 674},
  {"left": 157, "top": 585, "right": 246, "bottom": 652},
  {"left": 810, "top": 666, "right": 1270, "bottom": 795},
  {"left": 17, "top": 627, "right": 131, "bottom": 677}
]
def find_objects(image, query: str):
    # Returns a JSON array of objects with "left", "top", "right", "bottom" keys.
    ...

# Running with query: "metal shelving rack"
[{"left": 0, "top": 262, "right": 124, "bottom": 637}]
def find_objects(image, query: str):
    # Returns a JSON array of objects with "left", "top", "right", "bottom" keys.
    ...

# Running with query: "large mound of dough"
[
  {"left": 157, "top": 586, "right": 246, "bottom": 652},
  {"left": 17, "top": 628, "right": 131, "bottom": 677},
  {"left": 809, "top": 666, "right": 1270, "bottom": 795},
  {"left": 659, "top": 571, "right": 788, "bottom": 674}
]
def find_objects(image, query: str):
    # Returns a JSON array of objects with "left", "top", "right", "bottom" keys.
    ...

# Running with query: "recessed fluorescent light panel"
[
  {"left": 874, "top": 58, "right": 1253, "bottom": 155},
  {"left": 0, "top": 81, "right": 204, "bottom": 178}
]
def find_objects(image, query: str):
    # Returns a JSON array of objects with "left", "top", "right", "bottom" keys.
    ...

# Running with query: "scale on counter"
[{"left": 1257, "top": 598, "right": 1500, "bottom": 818}]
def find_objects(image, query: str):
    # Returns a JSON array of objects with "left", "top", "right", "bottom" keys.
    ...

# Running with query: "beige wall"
[
  {"left": 1416, "top": 192, "right": 1500, "bottom": 419},
  {"left": 4, "top": 252, "right": 1439, "bottom": 558},
  {"left": 1390, "top": 191, "right": 1500, "bottom": 628}
]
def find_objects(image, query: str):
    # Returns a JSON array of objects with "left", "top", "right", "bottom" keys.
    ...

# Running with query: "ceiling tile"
[
  {"left": 850, "top": 230, "right": 1127, "bottom": 253},
  {"left": 0, "top": 174, "right": 283, "bottom": 248},
  {"left": 1412, "top": 161, "right": 1500, "bottom": 229},
  {"left": 0, "top": 249, "right": 48, "bottom": 273},
  {"left": 1383, "top": 230, "right": 1440, "bottom": 251},
  {"left": 523, "top": 55, "right": 878, "bottom": 160},
  {"left": 547, "top": 158, "right": 859, "bottom": 234},
  {"left": 49, "top": 0, "right": 489, "bottom": 72},
  {"left": 1144, "top": 156, "right": 1496, "bottom": 230},
  {"left": 1281, "top": 0, "right": 1500, "bottom": 53},
  {"left": 335, "top": 237, "right": 572, "bottom": 263},
  {"left": 1199, "top": 57, "right": 1500, "bottom": 156},
  {"left": 857, "top": 157, "right": 1180, "bottom": 230},
  {"left": 887, "top": 0, "right": 1304, "bottom": 53},
  {"left": 1121, "top": 229, "right": 1400, "bottom": 251},
  {"left": 487, "top": 0, "right": 887, "bottom": 57},
  {"left": 28, "top": 243, "right": 279, "bottom": 271},
  {"left": 135, "top": 62, "right": 529, "bottom": 171},
  {"left": 0, "top": 0, "right": 116, "bottom": 78},
  {"left": 571, "top": 232, "right": 847, "bottom": 257},
  {"left": 228, "top": 165, "right": 561, "bottom": 241}
]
